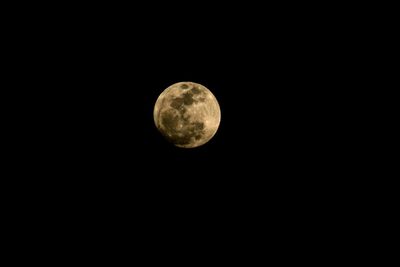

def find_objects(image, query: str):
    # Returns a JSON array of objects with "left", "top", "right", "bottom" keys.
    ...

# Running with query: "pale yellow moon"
[{"left": 154, "top": 81, "right": 221, "bottom": 148}]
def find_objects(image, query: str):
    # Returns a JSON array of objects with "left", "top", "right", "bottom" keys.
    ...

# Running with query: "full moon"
[{"left": 154, "top": 81, "right": 221, "bottom": 148}]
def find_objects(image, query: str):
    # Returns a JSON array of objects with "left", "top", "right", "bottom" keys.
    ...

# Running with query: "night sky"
[
  {"left": 13, "top": 5, "right": 353, "bottom": 251},
  {"left": 23, "top": 10, "right": 339, "bottom": 204},
  {"left": 17, "top": 3, "right": 341, "bottom": 179},
  {"left": 67, "top": 42, "right": 333, "bottom": 199}
]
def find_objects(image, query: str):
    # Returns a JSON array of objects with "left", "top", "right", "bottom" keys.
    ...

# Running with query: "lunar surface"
[{"left": 154, "top": 82, "right": 221, "bottom": 148}]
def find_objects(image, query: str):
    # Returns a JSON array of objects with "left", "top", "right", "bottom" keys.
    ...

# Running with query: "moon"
[{"left": 154, "top": 82, "right": 221, "bottom": 148}]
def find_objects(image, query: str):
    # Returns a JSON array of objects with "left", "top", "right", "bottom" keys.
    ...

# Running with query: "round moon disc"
[{"left": 154, "top": 82, "right": 221, "bottom": 148}]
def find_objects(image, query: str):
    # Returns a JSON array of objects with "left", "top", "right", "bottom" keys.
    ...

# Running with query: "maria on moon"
[{"left": 154, "top": 81, "right": 221, "bottom": 148}]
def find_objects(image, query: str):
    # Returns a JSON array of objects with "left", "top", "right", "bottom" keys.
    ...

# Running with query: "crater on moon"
[
  {"left": 154, "top": 81, "right": 221, "bottom": 148},
  {"left": 191, "top": 86, "right": 201, "bottom": 95}
]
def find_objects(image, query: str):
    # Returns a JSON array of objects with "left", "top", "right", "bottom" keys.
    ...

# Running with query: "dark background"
[
  {"left": 15, "top": 5, "right": 344, "bottom": 204},
  {"left": 7, "top": 3, "right": 361, "bottom": 255}
]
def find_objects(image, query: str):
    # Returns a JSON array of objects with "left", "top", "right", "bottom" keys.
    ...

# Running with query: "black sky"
[
  {"left": 21, "top": 7, "right": 339, "bottom": 187},
  {"left": 44, "top": 36, "right": 334, "bottom": 197},
  {"left": 3, "top": 4, "right": 368, "bottom": 258},
  {"left": 11, "top": 4, "right": 353, "bottom": 239}
]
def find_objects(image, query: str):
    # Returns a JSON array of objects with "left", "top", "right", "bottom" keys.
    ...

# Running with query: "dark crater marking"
[
  {"left": 161, "top": 109, "right": 205, "bottom": 146},
  {"left": 170, "top": 97, "right": 184, "bottom": 110},
  {"left": 182, "top": 92, "right": 195, "bottom": 105},
  {"left": 170, "top": 92, "right": 198, "bottom": 111},
  {"left": 191, "top": 86, "right": 201, "bottom": 94},
  {"left": 161, "top": 110, "right": 179, "bottom": 132}
]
